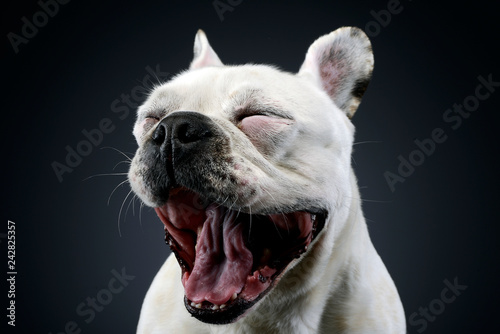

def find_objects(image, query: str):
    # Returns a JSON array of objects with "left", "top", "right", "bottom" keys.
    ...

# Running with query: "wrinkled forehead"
[{"left": 139, "top": 65, "right": 321, "bottom": 117}]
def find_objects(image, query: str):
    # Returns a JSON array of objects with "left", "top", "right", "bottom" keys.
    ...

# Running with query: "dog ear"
[
  {"left": 189, "top": 29, "right": 224, "bottom": 70},
  {"left": 298, "top": 27, "right": 374, "bottom": 118}
]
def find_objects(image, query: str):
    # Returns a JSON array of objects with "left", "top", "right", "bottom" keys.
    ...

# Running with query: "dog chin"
[{"left": 153, "top": 187, "right": 326, "bottom": 324}]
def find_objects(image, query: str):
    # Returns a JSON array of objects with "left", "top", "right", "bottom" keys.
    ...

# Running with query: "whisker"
[
  {"left": 261, "top": 187, "right": 281, "bottom": 211},
  {"left": 100, "top": 146, "right": 133, "bottom": 162},
  {"left": 125, "top": 193, "right": 137, "bottom": 218},
  {"left": 281, "top": 211, "right": 290, "bottom": 234},
  {"left": 139, "top": 201, "right": 145, "bottom": 229},
  {"left": 227, "top": 195, "right": 239, "bottom": 212},
  {"left": 215, "top": 196, "right": 230, "bottom": 210},
  {"left": 82, "top": 172, "right": 128, "bottom": 182},
  {"left": 353, "top": 140, "right": 382, "bottom": 146},
  {"left": 132, "top": 195, "right": 138, "bottom": 216},
  {"left": 261, "top": 189, "right": 290, "bottom": 235},
  {"left": 259, "top": 189, "right": 286, "bottom": 239},
  {"left": 118, "top": 189, "right": 134, "bottom": 237},
  {"left": 113, "top": 160, "right": 131, "bottom": 170},
  {"left": 108, "top": 179, "right": 130, "bottom": 205},
  {"left": 148, "top": 70, "right": 168, "bottom": 90},
  {"left": 360, "top": 198, "right": 392, "bottom": 203},
  {"left": 342, "top": 193, "right": 392, "bottom": 204}
]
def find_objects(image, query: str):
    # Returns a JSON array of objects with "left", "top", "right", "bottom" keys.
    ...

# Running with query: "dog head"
[{"left": 128, "top": 27, "right": 373, "bottom": 324}]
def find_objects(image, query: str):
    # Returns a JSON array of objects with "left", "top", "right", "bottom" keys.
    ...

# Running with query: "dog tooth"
[
  {"left": 191, "top": 302, "right": 196, "bottom": 307},
  {"left": 231, "top": 292, "right": 237, "bottom": 301},
  {"left": 220, "top": 304, "right": 226, "bottom": 309},
  {"left": 195, "top": 303, "right": 202, "bottom": 309},
  {"left": 211, "top": 304, "right": 219, "bottom": 310}
]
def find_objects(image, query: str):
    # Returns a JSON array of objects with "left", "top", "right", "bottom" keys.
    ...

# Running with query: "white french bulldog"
[{"left": 129, "top": 27, "right": 406, "bottom": 333}]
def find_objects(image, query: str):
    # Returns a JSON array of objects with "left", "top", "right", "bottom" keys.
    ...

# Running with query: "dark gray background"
[{"left": 3, "top": 0, "right": 499, "bottom": 333}]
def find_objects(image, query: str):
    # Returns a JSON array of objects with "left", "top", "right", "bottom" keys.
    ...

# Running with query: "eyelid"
[
  {"left": 139, "top": 111, "right": 162, "bottom": 127},
  {"left": 236, "top": 109, "right": 292, "bottom": 122},
  {"left": 140, "top": 115, "right": 161, "bottom": 135},
  {"left": 140, "top": 107, "right": 167, "bottom": 121},
  {"left": 236, "top": 110, "right": 267, "bottom": 122}
]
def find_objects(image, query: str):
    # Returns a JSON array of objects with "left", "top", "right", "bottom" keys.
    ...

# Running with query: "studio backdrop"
[{"left": 3, "top": 1, "right": 499, "bottom": 333}]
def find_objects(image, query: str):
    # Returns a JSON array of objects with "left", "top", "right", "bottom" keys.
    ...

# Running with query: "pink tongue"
[{"left": 184, "top": 205, "right": 253, "bottom": 305}]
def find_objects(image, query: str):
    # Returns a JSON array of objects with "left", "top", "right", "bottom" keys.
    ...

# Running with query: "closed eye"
[
  {"left": 141, "top": 115, "right": 161, "bottom": 135},
  {"left": 235, "top": 110, "right": 269, "bottom": 123},
  {"left": 145, "top": 115, "right": 160, "bottom": 121},
  {"left": 238, "top": 114, "right": 294, "bottom": 138}
]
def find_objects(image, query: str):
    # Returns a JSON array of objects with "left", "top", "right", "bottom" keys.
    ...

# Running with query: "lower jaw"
[
  {"left": 179, "top": 235, "right": 323, "bottom": 325},
  {"left": 184, "top": 294, "right": 253, "bottom": 325},
  {"left": 182, "top": 264, "right": 283, "bottom": 325},
  {"left": 183, "top": 264, "right": 277, "bottom": 306}
]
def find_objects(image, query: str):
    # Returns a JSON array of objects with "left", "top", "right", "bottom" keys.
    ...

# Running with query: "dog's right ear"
[
  {"left": 298, "top": 27, "right": 374, "bottom": 118},
  {"left": 189, "top": 30, "right": 224, "bottom": 70}
]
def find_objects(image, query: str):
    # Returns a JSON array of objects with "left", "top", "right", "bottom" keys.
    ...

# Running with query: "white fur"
[{"left": 132, "top": 28, "right": 406, "bottom": 333}]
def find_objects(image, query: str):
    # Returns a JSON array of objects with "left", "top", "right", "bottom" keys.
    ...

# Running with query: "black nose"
[{"left": 151, "top": 111, "right": 214, "bottom": 162}]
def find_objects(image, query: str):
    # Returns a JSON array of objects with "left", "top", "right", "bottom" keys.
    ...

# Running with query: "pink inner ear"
[
  {"left": 191, "top": 51, "right": 220, "bottom": 69},
  {"left": 319, "top": 62, "right": 345, "bottom": 98}
]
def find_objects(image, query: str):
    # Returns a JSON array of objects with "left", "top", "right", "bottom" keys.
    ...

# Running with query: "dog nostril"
[
  {"left": 177, "top": 123, "right": 212, "bottom": 144},
  {"left": 152, "top": 124, "right": 167, "bottom": 145}
]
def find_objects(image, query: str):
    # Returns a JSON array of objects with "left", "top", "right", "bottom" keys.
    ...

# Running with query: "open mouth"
[{"left": 154, "top": 187, "right": 326, "bottom": 324}]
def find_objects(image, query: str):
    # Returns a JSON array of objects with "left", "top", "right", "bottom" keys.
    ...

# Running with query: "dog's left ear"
[
  {"left": 298, "top": 27, "right": 374, "bottom": 118},
  {"left": 190, "top": 29, "right": 224, "bottom": 70}
]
